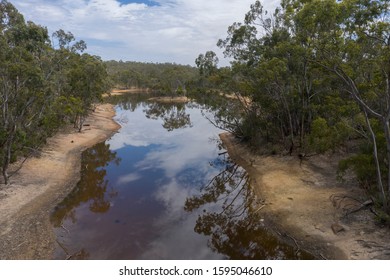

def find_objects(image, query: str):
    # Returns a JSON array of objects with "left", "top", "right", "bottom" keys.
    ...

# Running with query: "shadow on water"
[{"left": 185, "top": 154, "right": 314, "bottom": 260}]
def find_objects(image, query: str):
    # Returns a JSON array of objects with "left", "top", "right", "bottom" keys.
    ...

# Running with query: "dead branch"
[
  {"left": 56, "top": 239, "right": 70, "bottom": 258},
  {"left": 285, "top": 233, "right": 301, "bottom": 257},
  {"left": 330, "top": 194, "right": 373, "bottom": 216},
  {"left": 320, "top": 253, "right": 328, "bottom": 260},
  {"left": 61, "top": 225, "right": 70, "bottom": 234},
  {"left": 347, "top": 199, "right": 374, "bottom": 215},
  {"left": 7, "top": 156, "right": 30, "bottom": 179},
  {"left": 8, "top": 148, "right": 37, "bottom": 179},
  {"left": 253, "top": 204, "right": 266, "bottom": 214}
]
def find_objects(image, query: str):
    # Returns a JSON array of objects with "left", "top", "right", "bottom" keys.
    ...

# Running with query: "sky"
[{"left": 12, "top": 0, "right": 280, "bottom": 66}]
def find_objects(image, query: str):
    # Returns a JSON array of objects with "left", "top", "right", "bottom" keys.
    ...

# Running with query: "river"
[{"left": 51, "top": 94, "right": 313, "bottom": 260}]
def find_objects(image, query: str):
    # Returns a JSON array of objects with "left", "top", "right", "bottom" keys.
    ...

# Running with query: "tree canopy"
[
  {"left": 193, "top": 0, "right": 390, "bottom": 214},
  {"left": 105, "top": 60, "right": 199, "bottom": 94},
  {"left": 0, "top": 0, "right": 110, "bottom": 184}
]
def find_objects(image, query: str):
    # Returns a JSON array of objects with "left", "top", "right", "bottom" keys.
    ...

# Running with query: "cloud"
[{"left": 12, "top": 0, "right": 281, "bottom": 65}]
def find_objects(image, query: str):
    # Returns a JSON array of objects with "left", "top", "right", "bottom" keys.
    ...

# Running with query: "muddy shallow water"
[{"left": 51, "top": 95, "right": 313, "bottom": 260}]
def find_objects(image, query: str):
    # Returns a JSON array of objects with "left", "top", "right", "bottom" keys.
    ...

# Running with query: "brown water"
[{"left": 51, "top": 96, "right": 314, "bottom": 260}]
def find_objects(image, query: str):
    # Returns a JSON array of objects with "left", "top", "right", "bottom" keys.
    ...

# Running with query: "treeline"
[
  {"left": 194, "top": 0, "right": 390, "bottom": 214},
  {"left": 105, "top": 60, "right": 199, "bottom": 94},
  {"left": 0, "top": 1, "right": 110, "bottom": 184}
]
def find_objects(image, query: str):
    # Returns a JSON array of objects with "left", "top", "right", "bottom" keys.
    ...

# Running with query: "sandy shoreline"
[
  {"left": 0, "top": 103, "right": 120, "bottom": 259},
  {"left": 147, "top": 96, "right": 191, "bottom": 103},
  {"left": 220, "top": 132, "right": 390, "bottom": 259},
  {"left": 103, "top": 88, "right": 152, "bottom": 97}
]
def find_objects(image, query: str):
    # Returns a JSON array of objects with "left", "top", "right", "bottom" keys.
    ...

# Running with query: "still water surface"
[{"left": 51, "top": 95, "right": 313, "bottom": 260}]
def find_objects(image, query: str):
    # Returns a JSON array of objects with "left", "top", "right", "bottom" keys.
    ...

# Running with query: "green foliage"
[
  {"left": 338, "top": 154, "right": 378, "bottom": 189},
  {"left": 192, "top": 0, "right": 390, "bottom": 211},
  {"left": 105, "top": 60, "right": 199, "bottom": 94},
  {"left": 307, "top": 117, "right": 354, "bottom": 153},
  {"left": 195, "top": 51, "right": 219, "bottom": 77},
  {"left": 0, "top": 1, "right": 109, "bottom": 184},
  {"left": 308, "top": 118, "right": 334, "bottom": 153}
]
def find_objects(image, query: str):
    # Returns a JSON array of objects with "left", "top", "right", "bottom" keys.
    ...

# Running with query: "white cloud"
[{"left": 12, "top": 0, "right": 280, "bottom": 65}]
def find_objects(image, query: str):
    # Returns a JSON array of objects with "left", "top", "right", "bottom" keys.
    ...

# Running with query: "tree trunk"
[
  {"left": 383, "top": 120, "right": 390, "bottom": 208},
  {"left": 2, "top": 139, "right": 12, "bottom": 185},
  {"left": 363, "top": 109, "right": 386, "bottom": 206},
  {"left": 2, "top": 165, "right": 9, "bottom": 185},
  {"left": 78, "top": 114, "right": 86, "bottom": 132}
]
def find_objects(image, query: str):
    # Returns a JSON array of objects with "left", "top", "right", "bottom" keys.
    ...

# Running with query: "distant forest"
[{"left": 105, "top": 60, "right": 199, "bottom": 94}]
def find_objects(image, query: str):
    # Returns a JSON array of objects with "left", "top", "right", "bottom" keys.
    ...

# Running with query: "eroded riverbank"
[
  {"left": 220, "top": 132, "right": 390, "bottom": 259},
  {"left": 0, "top": 104, "right": 120, "bottom": 259}
]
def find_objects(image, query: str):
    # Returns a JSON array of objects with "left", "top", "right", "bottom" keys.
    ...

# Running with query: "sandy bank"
[
  {"left": 105, "top": 88, "right": 192, "bottom": 103},
  {"left": 0, "top": 104, "right": 120, "bottom": 259},
  {"left": 220, "top": 132, "right": 390, "bottom": 259},
  {"left": 147, "top": 96, "right": 191, "bottom": 103},
  {"left": 111, "top": 88, "right": 152, "bottom": 95},
  {"left": 102, "top": 88, "right": 152, "bottom": 98}
]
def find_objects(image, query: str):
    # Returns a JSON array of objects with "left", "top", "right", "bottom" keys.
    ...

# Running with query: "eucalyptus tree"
[
  {"left": 213, "top": 0, "right": 390, "bottom": 210},
  {"left": 0, "top": 1, "right": 110, "bottom": 184},
  {"left": 217, "top": 1, "right": 323, "bottom": 149},
  {"left": 283, "top": 0, "right": 390, "bottom": 208},
  {"left": 0, "top": 0, "right": 52, "bottom": 184},
  {"left": 195, "top": 51, "right": 219, "bottom": 77},
  {"left": 66, "top": 53, "right": 110, "bottom": 131}
]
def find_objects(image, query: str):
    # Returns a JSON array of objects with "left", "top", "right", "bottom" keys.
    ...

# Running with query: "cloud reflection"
[
  {"left": 141, "top": 179, "right": 221, "bottom": 259},
  {"left": 117, "top": 172, "right": 142, "bottom": 185},
  {"left": 110, "top": 102, "right": 224, "bottom": 259},
  {"left": 109, "top": 105, "right": 221, "bottom": 179}
]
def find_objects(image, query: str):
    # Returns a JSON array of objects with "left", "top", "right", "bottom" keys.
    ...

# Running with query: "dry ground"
[
  {"left": 220, "top": 132, "right": 390, "bottom": 259},
  {"left": 0, "top": 104, "right": 120, "bottom": 259},
  {"left": 104, "top": 88, "right": 191, "bottom": 104},
  {"left": 110, "top": 88, "right": 152, "bottom": 95},
  {"left": 147, "top": 96, "right": 191, "bottom": 103}
]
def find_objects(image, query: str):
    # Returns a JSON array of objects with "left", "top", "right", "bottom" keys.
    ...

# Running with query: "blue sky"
[{"left": 12, "top": 0, "right": 280, "bottom": 66}]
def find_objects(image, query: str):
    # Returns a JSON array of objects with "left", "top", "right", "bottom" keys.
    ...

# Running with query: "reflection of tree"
[
  {"left": 107, "top": 93, "right": 148, "bottom": 112},
  {"left": 51, "top": 142, "right": 121, "bottom": 227},
  {"left": 68, "top": 248, "right": 90, "bottom": 260},
  {"left": 106, "top": 94, "right": 193, "bottom": 131},
  {"left": 185, "top": 158, "right": 313, "bottom": 260},
  {"left": 144, "top": 102, "right": 192, "bottom": 131},
  {"left": 57, "top": 239, "right": 90, "bottom": 260}
]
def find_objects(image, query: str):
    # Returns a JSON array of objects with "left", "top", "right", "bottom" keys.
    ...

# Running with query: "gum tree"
[
  {"left": 285, "top": 0, "right": 390, "bottom": 208},
  {"left": 0, "top": 1, "right": 110, "bottom": 184},
  {"left": 0, "top": 1, "right": 50, "bottom": 184}
]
